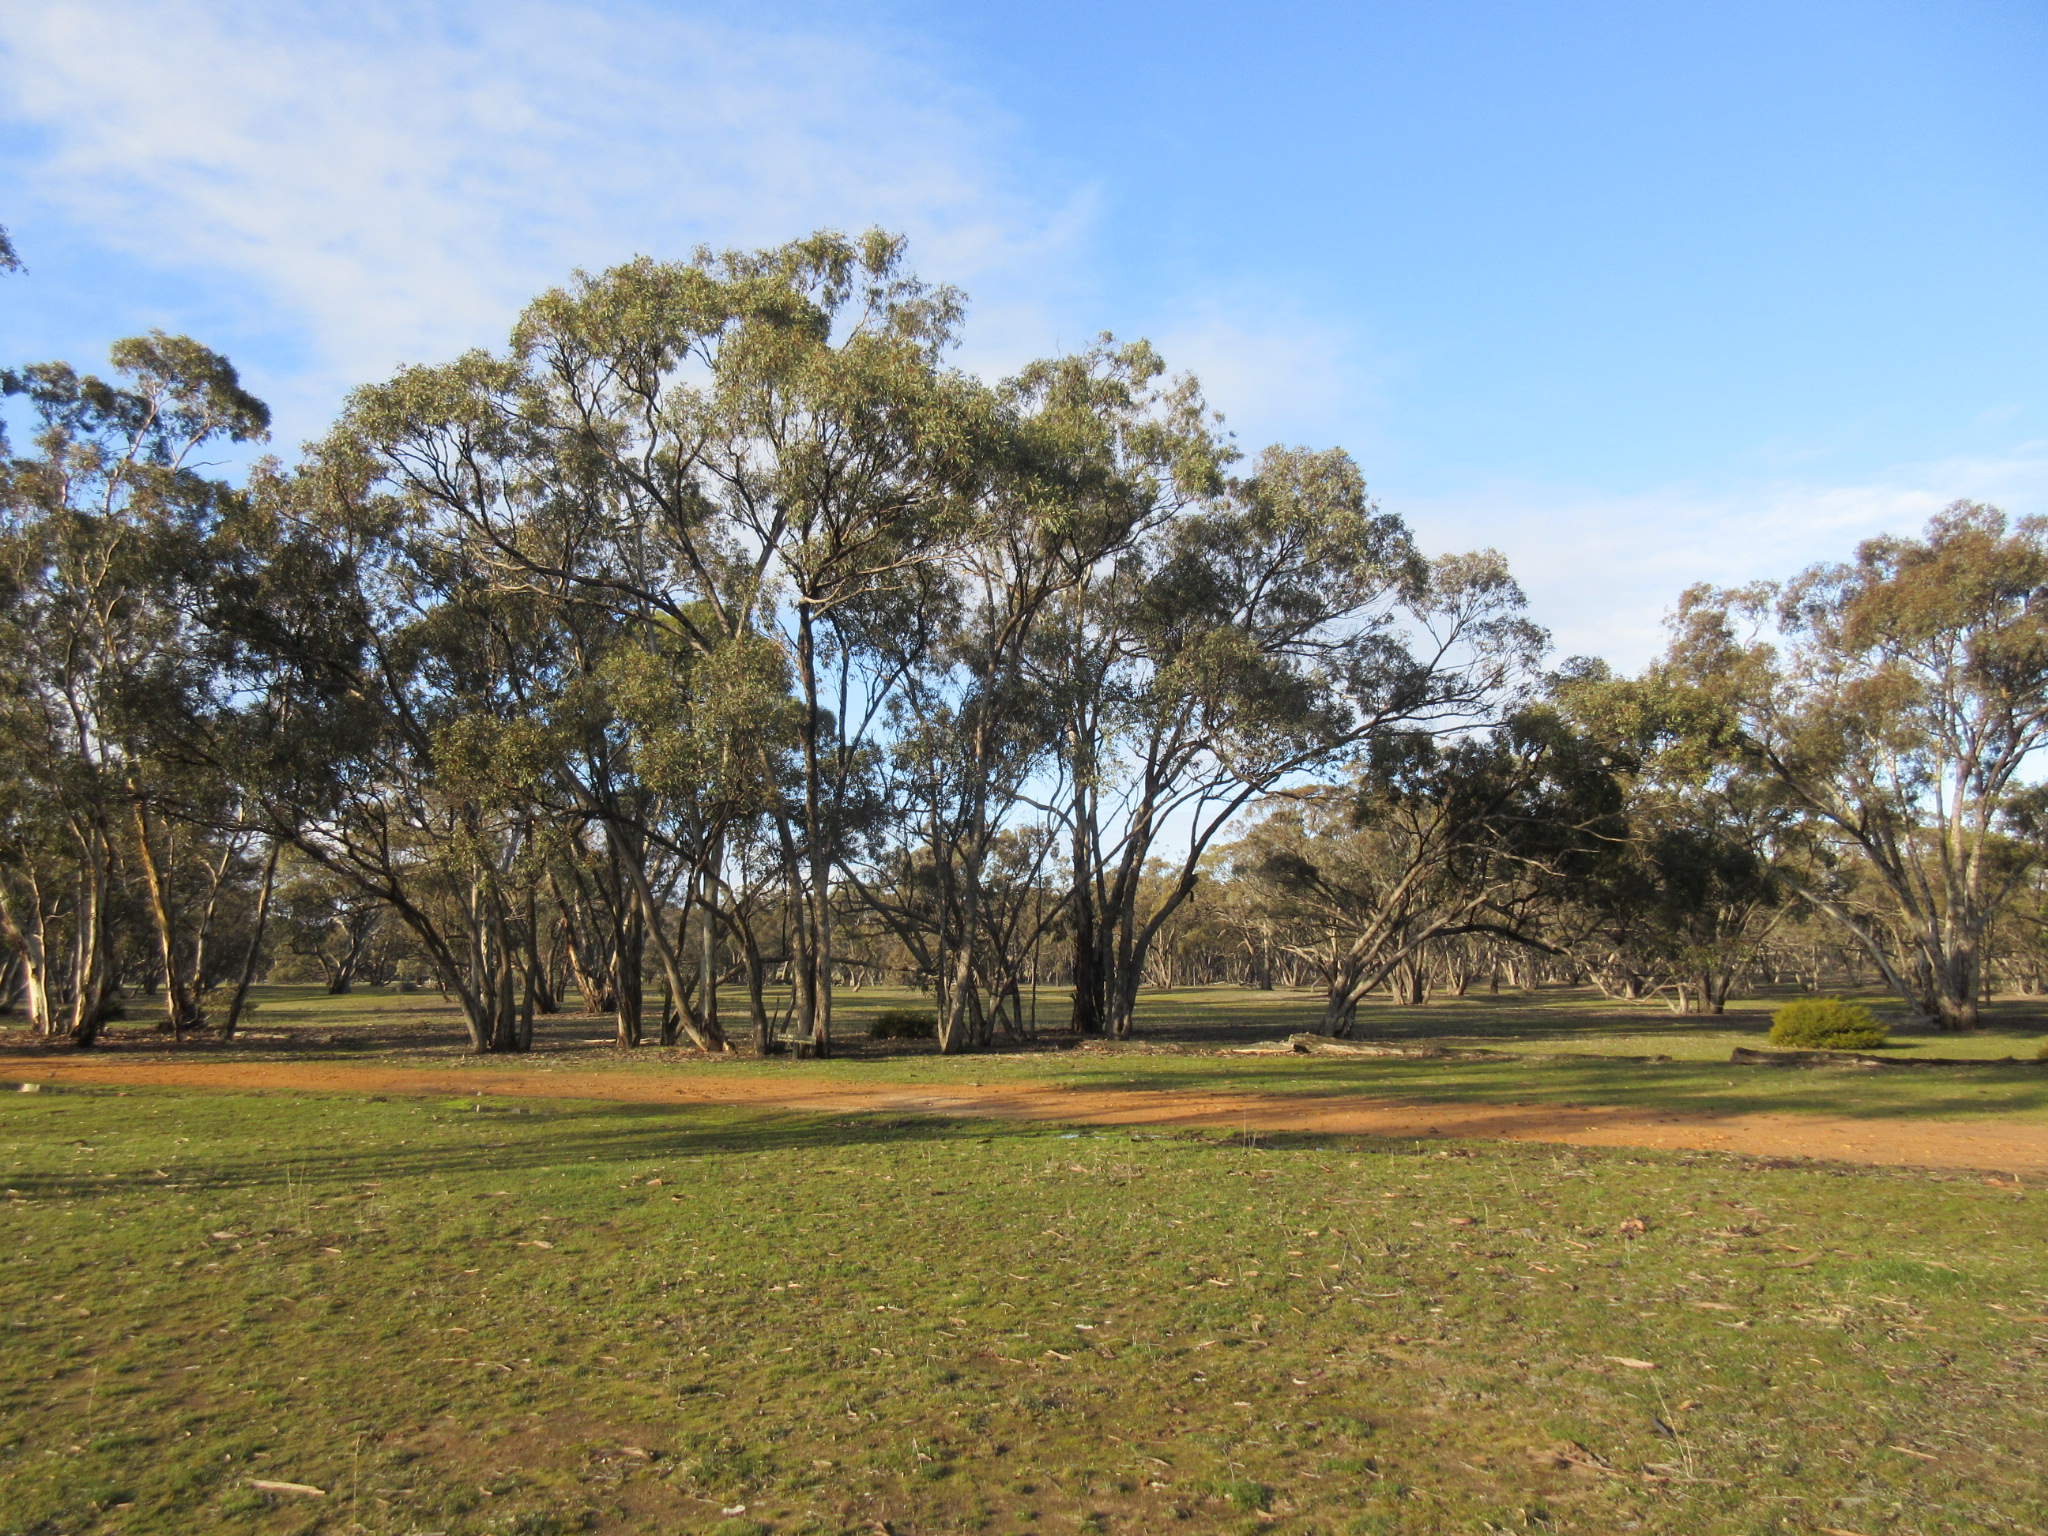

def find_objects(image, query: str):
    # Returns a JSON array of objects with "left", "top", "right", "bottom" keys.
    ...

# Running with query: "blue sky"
[{"left": 3, "top": 0, "right": 2043, "bottom": 665}]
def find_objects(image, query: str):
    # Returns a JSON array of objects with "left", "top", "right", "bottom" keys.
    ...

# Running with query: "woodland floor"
[
  {"left": 6, "top": 984, "right": 2048, "bottom": 1175},
  {"left": 7, "top": 1056, "right": 2048, "bottom": 1177},
  {"left": 3, "top": 988, "right": 2046, "bottom": 1535}
]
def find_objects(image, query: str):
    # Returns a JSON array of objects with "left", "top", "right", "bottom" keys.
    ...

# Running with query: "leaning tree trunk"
[{"left": 221, "top": 841, "right": 279, "bottom": 1038}]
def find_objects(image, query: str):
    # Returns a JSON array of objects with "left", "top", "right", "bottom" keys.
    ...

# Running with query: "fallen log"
[
  {"left": 1285, "top": 1034, "right": 1523, "bottom": 1060},
  {"left": 1288, "top": 1034, "right": 1452, "bottom": 1058},
  {"left": 1281, "top": 1035, "right": 1673, "bottom": 1064},
  {"left": 1730, "top": 1046, "right": 2047, "bottom": 1069}
]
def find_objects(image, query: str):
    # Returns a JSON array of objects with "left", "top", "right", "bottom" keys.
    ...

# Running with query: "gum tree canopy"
[
  {"left": 13, "top": 227, "right": 2036, "bottom": 1052},
  {"left": 1665, "top": 503, "right": 2048, "bottom": 1030}
]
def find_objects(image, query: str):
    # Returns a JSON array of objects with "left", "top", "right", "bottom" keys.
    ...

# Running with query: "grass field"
[
  {"left": 4, "top": 986, "right": 2046, "bottom": 1534},
  {"left": 4, "top": 1086, "right": 2045, "bottom": 1535},
  {"left": 21, "top": 984, "right": 2047, "bottom": 1128},
  {"left": 197, "top": 982, "right": 2048, "bottom": 1064}
]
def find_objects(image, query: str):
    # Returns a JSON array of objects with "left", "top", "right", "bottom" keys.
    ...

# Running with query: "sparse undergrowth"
[
  {"left": 2, "top": 1088, "right": 2043, "bottom": 1535},
  {"left": 866, "top": 1009, "right": 937, "bottom": 1041},
  {"left": 10, "top": 984, "right": 2048, "bottom": 1132}
]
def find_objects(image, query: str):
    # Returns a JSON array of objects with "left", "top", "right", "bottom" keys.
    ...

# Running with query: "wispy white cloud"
[
  {"left": 1404, "top": 444, "right": 2048, "bottom": 669},
  {"left": 1146, "top": 299, "right": 1398, "bottom": 468},
  {"left": 0, "top": 0, "right": 1092, "bottom": 437},
  {"left": 7, "top": 1, "right": 2035, "bottom": 683}
]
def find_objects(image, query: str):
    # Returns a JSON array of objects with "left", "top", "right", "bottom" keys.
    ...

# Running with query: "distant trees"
[
  {"left": 1232, "top": 706, "right": 1618, "bottom": 1035},
  {"left": 1114, "top": 506, "right": 2048, "bottom": 1028},
  {"left": 1050, "top": 459, "right": 1544, "bottom": 1039},
  {"left": 3, "top": 233, "right": 2041, "bottom": 1046},
  {"left": 1547, "top": 665, "right": 1791, "bottom": 1014},
  {"left": 1663, "top": 506, "right": 2048, "bottom": 1029}
]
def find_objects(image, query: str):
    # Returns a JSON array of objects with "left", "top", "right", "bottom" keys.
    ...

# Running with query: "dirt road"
[{"left": 6, "top": 1055, "right": 2044, "bottom": 1176}]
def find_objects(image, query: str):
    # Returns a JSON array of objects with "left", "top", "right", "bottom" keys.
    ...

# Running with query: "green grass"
[
  {"left": 59, "top": 983, "right": 2048, "bottom": 1127},
  {"left": 3, "top": 1086, "right": 2044, "bottom": 1534},
  {"left": 113, "top": 978, "right": 2048, "bottom": 1051}
]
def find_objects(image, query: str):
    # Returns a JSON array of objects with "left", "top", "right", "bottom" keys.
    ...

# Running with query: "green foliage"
[
  {"left": 868, "top": 1007, "right": 937, "bottom": 1040},
  {"left": 1663, "top": 505, "right": 2048, "bottom": 1032},
  {"left": 1768, "top": 996, "right": 1889, "bottom": 1050},
  {"left": 1213, "top": 1478, "right": 1274, "bottom": 1511}
]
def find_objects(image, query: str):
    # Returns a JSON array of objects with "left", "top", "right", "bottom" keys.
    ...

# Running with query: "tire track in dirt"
[{"left": 5, "top": 1055, "right": 2045, "bottom": 1175}]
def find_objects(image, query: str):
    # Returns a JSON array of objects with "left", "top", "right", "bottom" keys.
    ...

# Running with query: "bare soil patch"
[{"left": 8, "top": 1053, "right": 2046, "bottom": 1175}]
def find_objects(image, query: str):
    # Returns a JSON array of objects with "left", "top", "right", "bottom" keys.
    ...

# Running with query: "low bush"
[
  {"left": 868, "top": 1008, "right": 937, "bottom": 1040},
  {"left": 1212, "top": 1478, "right": 1273, "bottom": 1513},
  {"left": 1769, "top": 996, "right": 1889, "bottom": 1051}
]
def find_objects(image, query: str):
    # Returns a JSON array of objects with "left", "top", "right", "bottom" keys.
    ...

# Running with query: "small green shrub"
[
  {"left": 1769, "top": 996, "right": 1889, "bottom": 1051},
  {"left": 1212, "top": 1479, "right": 1272, "bottom": 1512},
  {"left": 868, "top": 1008, "right": 936, "bottom": 1040}
]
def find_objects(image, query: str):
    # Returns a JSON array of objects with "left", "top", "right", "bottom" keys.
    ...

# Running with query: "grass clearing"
[
  {"left": 21, "top": 985, "right": 2048, "bottom": 1129},
  {"left": 3, "top": 1084, "right": 2044, "bottom": 1534}
]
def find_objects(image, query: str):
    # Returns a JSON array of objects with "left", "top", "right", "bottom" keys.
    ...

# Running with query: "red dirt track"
[{"left": 6, "top": 1055, "right": 2045, "bottom": 1176}]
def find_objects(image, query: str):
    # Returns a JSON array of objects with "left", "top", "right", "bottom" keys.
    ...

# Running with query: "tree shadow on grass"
[
  {"left": 0, "top": 1093, "right": 1509, "bottom": 1206},
  {"left": 1055, "top": 1055, "right": 2048, "bottom": 1122},
  {"left": 3, "top": 1099, "right": 1169, "bottom": 1202}
]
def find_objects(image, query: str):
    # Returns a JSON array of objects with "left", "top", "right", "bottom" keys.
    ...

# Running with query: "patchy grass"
[
  {"left": 10, "top": 985, "right": 2048, "bottom": 1129},
  {"left": 3, "top": 1086, "right": 2044, "bottom": 1534}
]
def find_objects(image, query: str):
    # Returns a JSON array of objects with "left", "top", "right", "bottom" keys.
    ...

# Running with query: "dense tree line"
[{"left": 5, "top": 231, "right": 2046, "bottom": 1050}]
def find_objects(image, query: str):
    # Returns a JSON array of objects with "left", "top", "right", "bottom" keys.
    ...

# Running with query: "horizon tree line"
[{"left": 4, "top": 229, "right": 2045, "bottom": 1050}]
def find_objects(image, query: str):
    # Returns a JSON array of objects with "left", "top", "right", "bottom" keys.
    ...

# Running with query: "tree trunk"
[
  {"left": 548, "top": 873, "right": 614, "bottom": 1014},
  {"left": 130, "top": 799, "right": 199, "bottom": 1037},
  {"left": 67, "top": 828, "right": 116, "bottom": 1047},
  {"left": 617, "top": 844, "right": 722, "bottom": 1051},
  {"left": 1067, "top": 759, "right": 1104, "bottom": 1036},
  {"left": 795, "top": 609, "right": 833, "bottom": 1059},
  {"left": 0, "top": 876, "right": 56, "bottom": 1035},
  {"left": 221, "top": 841, "right": 279, "bottom": 1038},
  {"left": 188, "top": 838, "right": 237, "bottom": 995},
  {"left": 699, "top": 856, "right": 720, "bottom": 1048},
  {"left": 612, "top": 900, "right": 643, "bottom": 1048}
]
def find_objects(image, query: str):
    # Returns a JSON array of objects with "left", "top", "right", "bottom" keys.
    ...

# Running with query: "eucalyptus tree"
[
  {"left": 1231, "top": 708, "right": 1616, "bottom": 1035},
  {"left": 1049, "top": 447, "right": 1545, "bottom": 1038},
  {"left": 0, "top": 334, "right": 269, "bottom": 1041},
  {"left": 319, "top": 304, "right": 738, "bottom": 1051},
  {"left": 0, "top": 703, "right": 72, "bottom": 1034},
  {"left": 1550, "top": 664, "right": 1793, "bottom": 1013},
  {"left": 271, "top": 852, "right": 388, "bottom": 994},
  {"left": 598, "top": 619, "right": 802, "bottom": 1049},
  {"left": 862, "top": 338, "right": 1222, "bottom": 1050},
  {"left": 1665, "top": 504, "right": 2048, "bottom": 1029},
  {"left": 215, "top": 447, "right": 562, "bottom": 1053},
  {"left": 348, "top": 230, "right": 985, "bottom": 1055},
  {"left": 683, "top": 233, "right": 988, "bottom": 1054}
]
